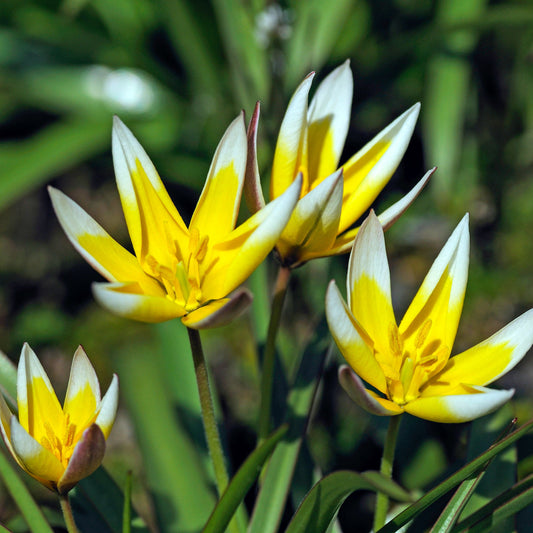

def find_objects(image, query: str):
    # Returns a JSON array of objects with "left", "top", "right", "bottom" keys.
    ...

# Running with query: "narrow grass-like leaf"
[
  {"left": 377, "top": 418, "right": 533, "bottom": 533},
  {"left": 429, "top": 472, "right": 486, "bottom": 533},
  {"left": 122, "top": 472, "right": 132, "bottom": 533},
  {"left": 452, "top": 474, "right": 533, "bottom": 532},
  {"left": 0, "top": 118, "right": 109, "bottom": 210},
  {"left": 0, "top": 351, "right": 17, "bottom": 409},
  {"left": 248, "top": 321, "right": 331, "bottom": 533},
  {"left": 285, "top": 0, "right": 355, "bottom": 88},
  {"left": 71, "top": 467, "right": 149, "bottom": 533},
  {"left": 212, "top": 0, "right": 269, "bottom": 109},
  {"left": 115, "top": 341, "right": 216, "bottom": 533},
  {"left": 0, "top": 449, "right": 54, "bottom": 533},
  {"left": 203, "top": 425, "right": 287, "bottom": 533},
  {"left": 285, "top": 470, "right": 412, "bottom": 533},
  {"left": 429, "top": 413, "right": 517, "bottom": 533}
]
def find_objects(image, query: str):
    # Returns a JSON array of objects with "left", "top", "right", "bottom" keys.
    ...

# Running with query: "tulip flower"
[
  {"left": 246, "top": 60, "right": 432, "bottom": 268},
  {"left": 326, "top": 211, "right": 533, "bottom": 423},
  {"left": 50, "top": 115, "right": 301, "bottom": 328},
  {"left": 0, "top": 344, "right": 118, "bottom": 493}
]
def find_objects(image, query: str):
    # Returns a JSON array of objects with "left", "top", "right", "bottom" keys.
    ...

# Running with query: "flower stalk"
[
  {"left": 187, "top": 327, "right": 229, "bottom": 494},
  {"left": 258, "top": 265, "right": 291, "bottom": 441},
  {"left": 59, "top": 493, "right": 80, "bottom": 533},
  {"left": 373, "top": 414, "right": 402, "bottom": 531}
]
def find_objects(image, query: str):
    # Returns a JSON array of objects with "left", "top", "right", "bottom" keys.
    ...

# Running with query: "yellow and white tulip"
[
  {"left": 326, "top": 211, "right": 533, "bottom": 423},
  {"left": 50, "top": 115, "right": 301, "bottom": 328},
  {"left": 0, "top": 344, "right": 118, "bottom": 493},
  {"left": 246, "top": 61, "right": 431, "bottom": 268}
]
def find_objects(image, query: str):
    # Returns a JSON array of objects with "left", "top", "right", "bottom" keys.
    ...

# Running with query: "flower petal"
[
  {"left": 405, "top": 386, "right": 514, "bottom": 423},
  {"left": 326, "top": 281, "right": 387, "bottom": 393},
  {"left": 378, "top": 168, "right": 434, "bottom": 230},
  {"left": 307, "top": 60, "right": 353, "bottom": 186},
  {"left": 244, "top": 102, "right": 266, "bottom": 214},
  {"left": 58, "top": 424, "right": 106, "bottom": 494},
  {"left": 338, "top": 103, "right": 420, "bottom": 233},
  {"left": 204, "top": 176, "right": 302, "bottom": 297},
  {"left": 17, "top": 344, "right": 63, "bottom": 446},
  {"left": 63, "top": 347, "right": 100, "bottom": 430},
  {"left": 277, "top": 169, "right": 343, "bottom": 265},
  {"left": 112, "top": 117, "right": 189, "bottom": 261},
  {"left": 182, "top": 288, "right": 253, "bottom": 329},
  {"left": 271, "top": 72, "right": 314, "bottom": 199},
  {"left": 49, "top": 187, "right": 160, "bottom": 295},
  {"left": 346, "top": 212, "right": 397, "bottom": 360},
  {"left": 92, "top": 282, "right": 186, "bottom": 323},
  {"left": 190, "top": 114, "right": 248, "bottom": 241},
  {"left": 10, "top": 416, "right": 64, "bottom": 486},
  {"left": 399, "top": 214, "right": 469, "bottom": 360},
  {"left": 425, "top": 308, "right": 533, "bottom": 392},
  {"left": 338, "top": 366, "right": 403, "bottom": 416},
  {"left": 95, "top": 374, "right": 119, "bottom": 439}
]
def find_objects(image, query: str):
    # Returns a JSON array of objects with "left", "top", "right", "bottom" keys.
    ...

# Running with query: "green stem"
[
  {"left": 373, "top": 415, "right": 402, "bottom": 531},
  {"left": 258, "top": 265, "right": 291, "bottom": 440},
  {"left": 187, "top": 327, "right": 229, "bottom": 494},
  {"left": 59, "top": 493, "right": 80, "bottom": 533}
]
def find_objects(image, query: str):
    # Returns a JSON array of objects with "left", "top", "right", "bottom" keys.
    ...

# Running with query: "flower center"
[
  {"left": 143, "top": 228, "right": 212, "bottom": 312},
  {"left": 376, "top": 320, "right": 450, "bottom": 406},
  {"left": 40, "top": 413, "right": 83, "bottom": 468}
]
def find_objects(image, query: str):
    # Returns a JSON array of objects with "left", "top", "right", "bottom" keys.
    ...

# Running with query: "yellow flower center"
[
  {"left": 376, "top": 320, "right": 450, "bottom": 406},
  {"left": 39, "top": 413, "right": 92, "bottom": 468},
  {"left": 143, "top": 227, "right": 214, "bottom": 312}
]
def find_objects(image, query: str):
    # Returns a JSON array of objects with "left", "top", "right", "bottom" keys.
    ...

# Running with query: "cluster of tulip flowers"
[{"left": 2, "top": 60, "right": 533, "bottom": 533}]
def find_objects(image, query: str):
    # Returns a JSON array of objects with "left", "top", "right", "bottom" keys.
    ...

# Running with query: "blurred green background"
[{"left": 1, "top": 0, "right": 533, "bottom": 531}]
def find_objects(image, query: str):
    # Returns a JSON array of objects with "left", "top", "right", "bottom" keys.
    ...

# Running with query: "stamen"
[
  {"left": 388, "top": 324, "right": 403, "bottom": 355},
  {"left": 415, "top": 319, "right": 432, "bottom": 349}
]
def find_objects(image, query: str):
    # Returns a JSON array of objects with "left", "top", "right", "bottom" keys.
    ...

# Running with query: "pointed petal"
[
  {"left": 190, "top": 114, "right": 248, "bottom": 240},
  {"left": 63, "top": 347, "right": 100, "bottom": 430},
  {"left": 425, "top": 309, "right": 533, "bottom": 392},
  {"left": 338, "top": 366, "right": 403, "bottom": 416},
  {"left": 92, "top": 282, "right": 186, "bottom": 323},
  {"left": 49, "top": 188, "right": 160, "bottom": 295},
  {"left": 58, "top": 424, "right": 106, "bottom": 494},
  {"left": 10, "top": 416, "right": 64, "bottom": 484},
  {"left": 307, "top": 60, "right": 353, "bottom": 185},
  {"left": 378, "top": 168, "right": 434, "bottom": 230},
  {"left": 203, "top": 176, "right": 302, "bottom": 297},
  {"left": 182, "top": 288, "right": 253, "bottom": 329},
  {"left": 17, "top": 344, "right": 63, "bottom": 445},
  {"left": 112, "top": 117, "right": 189, "bottom": 263},
  {"left": 95, "top": 374, "right": 119, "bottom": 439},
  {"left": 277, "top": 169, "right": 343, "bottom": 264},
  {"left": 339, "top": 103, "right": 420, "bottom": 233},
  {"left": 347, "top": 212, "right": 397, "bottom": 361},
  {"left": 244, "top": 102, "right": 266, "bottom": 214},
  {"left": 0, "top": 396, "right": 19, "bottom": 465},
  {"left": 405, "top": 386, "right": 514, "bottom": 423},
  {"left": 399, "top": 214, "right": 470, "bottom": 359},
  {"left": 271, "top": 73, "right": 314, "bottom": 199},
  {"left": 326, "top": 281, "right": 387, "bottom": 393}
]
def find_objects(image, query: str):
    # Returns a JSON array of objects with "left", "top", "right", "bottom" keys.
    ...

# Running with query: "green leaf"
[
  {"left": 377, "top": 418, "right": 533, "bottom": 533},
  {"left": 0, "top": 118, "right": 110, "bottom": 211},
  {"left": 285, "top": 470, "right": 412, "bottom": 533},
  {"left": 0, "top": 448, "right": 54, "bottom": 533},
  {"left": 115, "top": 341, "right": 216, "bottom": 533},
  {"left": 248, "top": 322, "right": 331, "bottom": 533},
  {"left": 212, "top": 0, "right": 269, "bottom": 109},
  {"left": 203, "top": 425, "right": 288, "bottom": 533},
  {"left": 122, "top": 472, "right": 132, "bottom": 533},
  {"left": 70, "top": 467, "right": 149, "bottom": 533},
  {"left": 0, "top": 350, "right": 17, "bottom": 409},
  {"left": 452, "top": 474, "right": 533, "bottom": 532},
  {"left": 284, "top": 0, "right": 355, "bottom": 89}
]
